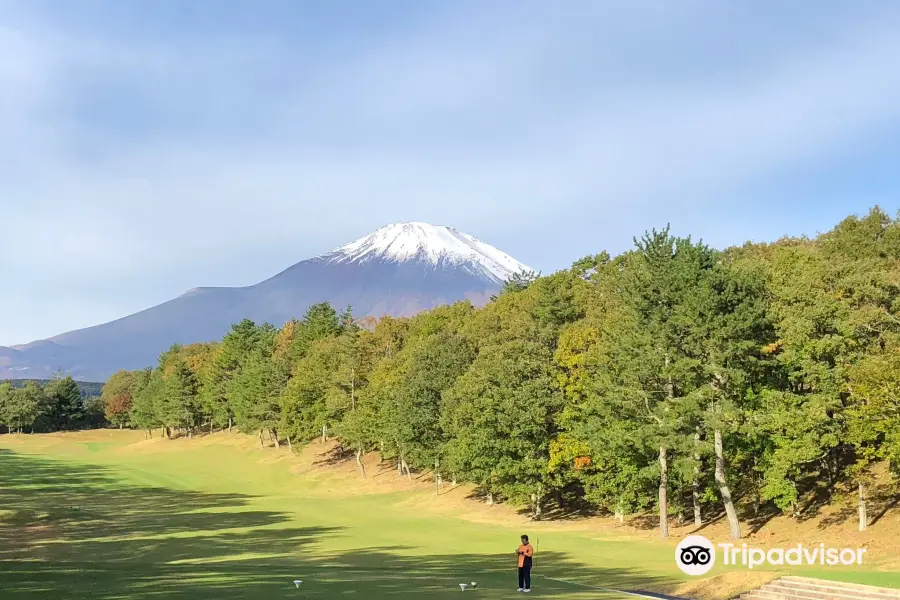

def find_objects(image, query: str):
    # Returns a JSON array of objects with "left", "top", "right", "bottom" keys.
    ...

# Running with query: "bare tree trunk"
[
  {"left": 452, "top": 476, "right": 456, "bottom": 486},
  {"left": 258, "top": 429, "right": 264, "bottom": 449},
  {"left": 356, "top": 446, "right": 366, "bottom": 479},
  {"left": 859, "top": 481, "right": 868, "bottom": 532},
  {"left": 188, "top": 427, "right": 193, "bottom": 439},
  {"left": 693, "top": 429, "right": 702, "bottom": 527},
  {"left": 210, "top": 420, "right": 214, "bottom": 434},
  {"left": 487, "top": 491, "right": 494, "bottom": 505},
  {"left": 751, "top": 468, "right": 761, "bottom": 516},
  {"left": 659, "top": 361, "right": 673, "bottom": 540},
  {"left": 435, "top": 460, "right": 441, "bottom": 494},
  {"left": 228, "top": 416, "right": 232, "bottom": 433},
  {"left": 287, "top": 436, "right": 293, "bottom": 452},
  {"left": 322, "top": 424, "right": 327, "bottom": 443},
  {"left": 397, "top": 457, "right": 402, "bottom": 477},
  {"left": 715, "top": 429, "right": 742, "bottom": 539},
  {"left": 659, "top": 445, "right": 669, "bottom": 539},
  {"left": 272, "top": 429, "right": 280, "bottom": 449},
  {"left": 401, "top": 457, "right": 411, "bottom": 479},
  {"left": 532, "top": 484, "right": 543, "bottom": 520},
  {"left": 119, "top": 423, "right": 123, "bottom": 430}
]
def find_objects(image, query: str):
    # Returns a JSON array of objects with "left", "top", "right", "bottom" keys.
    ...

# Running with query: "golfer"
[{"left": 516, "top": 534, "right": 534, "bottom": 592}]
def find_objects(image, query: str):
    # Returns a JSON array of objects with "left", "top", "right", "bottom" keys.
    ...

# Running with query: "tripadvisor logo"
[
  {"left": 676, "top": 536, "right": 716, "bottom": 576},
  {"left": 675, "top": 535, "right": 867, "bottom": 576}
]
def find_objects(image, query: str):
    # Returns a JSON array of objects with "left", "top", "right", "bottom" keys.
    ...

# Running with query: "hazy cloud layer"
[{"left": 2, "top": 0, "right": 900, "bottom": 344}]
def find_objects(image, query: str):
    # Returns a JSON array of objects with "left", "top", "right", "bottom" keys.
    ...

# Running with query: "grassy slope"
[{"left": 0, "top": 431, "right": 897, "bottom": 600}]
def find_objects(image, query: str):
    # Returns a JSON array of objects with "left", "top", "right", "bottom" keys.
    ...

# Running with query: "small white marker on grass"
[
  {"left": 459, "top": 583, "right": 468, "bottom": 591},
  {"left": 293, "top": 580, "right": 302, "bottom": 588}
]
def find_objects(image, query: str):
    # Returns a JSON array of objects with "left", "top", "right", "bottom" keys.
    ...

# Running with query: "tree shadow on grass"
[
  {"left": 817, "top": 505, "right": 857, "bottom": 530},
  {"left": 311, "top": 443, "right": 353, "bottom": 467},
  {"left": 511, "top": 496, "right": 601, "bottom": 522},
  {"left": 0, "top": 449, "right": 684, "bottom": 599},
  {"left": 745, "top": 503, "right": 783, "bottom": 535},
  {"left": 865, "top": 482, "right": 900, "bottom": 528}
]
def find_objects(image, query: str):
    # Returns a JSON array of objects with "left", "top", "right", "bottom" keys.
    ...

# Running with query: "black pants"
[{"left": 518, "top": 565, "right": 531, "bottom": 589}]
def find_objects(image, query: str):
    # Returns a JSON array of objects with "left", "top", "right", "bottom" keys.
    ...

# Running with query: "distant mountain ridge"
[{"left": 0, "top": 223, "right": 531, "bottom": 382}]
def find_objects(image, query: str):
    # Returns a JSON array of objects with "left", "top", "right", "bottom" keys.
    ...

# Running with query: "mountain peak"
[
  {"left": 321, "top": 222, "right": 530, "bottom": 283},
  {"left": 2, "top": 221, "right": 532, "bottom": 381}
]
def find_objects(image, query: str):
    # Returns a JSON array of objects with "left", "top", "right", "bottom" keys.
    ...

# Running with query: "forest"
[
  {"left": 0, "top": 375, "right": 105, "bottom": 433},
  {"left": 45, "top": 208, "right": 900, "bottom": 539},
  {"left": 8, "top": 379, "right": 103, "bottom": 398}
]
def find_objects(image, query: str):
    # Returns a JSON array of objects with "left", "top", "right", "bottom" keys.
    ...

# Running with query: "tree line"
[
  {"left": 101, "top": 208, "right": 900, "bottom": 539},
  {"left": 0, "top": 375, "right": 105, "bottom": 433}
]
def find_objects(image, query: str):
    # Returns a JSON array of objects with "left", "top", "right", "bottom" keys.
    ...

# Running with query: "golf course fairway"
[{"left": 1, "top": 431, "right": 898, "bottom": 599}]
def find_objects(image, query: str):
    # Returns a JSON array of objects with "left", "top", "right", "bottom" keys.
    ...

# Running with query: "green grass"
[
  {"left": 83, "top": 442, "right": 115, "bottom": 453},
  {"left": 0, "top": 432, "right": 897, "bottom": 599}
]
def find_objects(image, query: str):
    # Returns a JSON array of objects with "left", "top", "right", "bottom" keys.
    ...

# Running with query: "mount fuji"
[{"left": 0, "top": 223, "right": 531, "bottom": 382}]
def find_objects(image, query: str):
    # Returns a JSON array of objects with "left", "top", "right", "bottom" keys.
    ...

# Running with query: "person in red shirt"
[{"left": 516, "top": 534, "right": 534, "bottom": 592}]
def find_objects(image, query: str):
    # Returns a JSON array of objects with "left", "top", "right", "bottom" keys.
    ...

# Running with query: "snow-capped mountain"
[
  {"left": 321, "top": 222, "right": 529, "bottom": 283},
  {"left": 1, "top": 223, "right": 531, "bottom": 382}
]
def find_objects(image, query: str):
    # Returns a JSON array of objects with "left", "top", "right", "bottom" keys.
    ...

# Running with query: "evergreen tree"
[
  {"left": 201, "top": 319, "right": 264, "bottom": 431},
  {"left": 0, "top": 382, "right": 12, "bottom": 432},
  {"left": 231, "top": 329, "right": 288, "bottom": 446},
  {"left": 0, "top": 382, "right": 45, "bottom": 433},
  {"left": 496, "top": 269, "right": 540, "bottom": 297},
  {"left": 130, "top": 369, "right": 163, "bottom": 436},
  {"left": 443, "top": 338, "right": 562, "bottom": 517},
  {"left": 161, "top": 359, "right": 201, "bottom": 437},
  {"left": 43, "top": 372, "right": 82, "bottom": 431}
]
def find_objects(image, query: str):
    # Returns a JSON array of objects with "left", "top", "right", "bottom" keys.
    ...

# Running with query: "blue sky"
[{"left": 2, "top": 1, "right": 900, "bottom": 345}]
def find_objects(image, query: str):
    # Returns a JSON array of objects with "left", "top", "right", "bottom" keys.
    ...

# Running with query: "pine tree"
[
  {"left": 161, "top": 359, "right": 201, "bottom": 437},
  {"left": 43, "top": 372, "right": 82, "bottom": 431}
]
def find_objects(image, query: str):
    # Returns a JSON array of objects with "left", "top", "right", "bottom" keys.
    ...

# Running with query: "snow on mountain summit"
[{"left": 322, "top": 222, "right": 531, "bottom": 283}]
